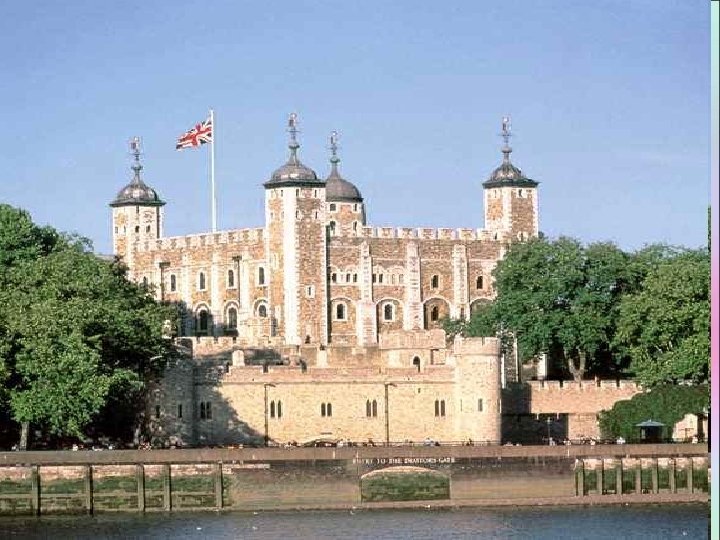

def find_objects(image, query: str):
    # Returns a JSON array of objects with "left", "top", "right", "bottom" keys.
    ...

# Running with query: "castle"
[{"left": 111, "top": 115, "right": 639, "bottom": 447}]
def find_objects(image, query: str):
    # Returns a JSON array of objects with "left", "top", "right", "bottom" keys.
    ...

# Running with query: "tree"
[
  {"left": 482, "top": 237, "right": 637, "bottom": 380},
  {"left": 599, "top": 385, "right": 708, "bottom": 441},
  {"left": 0, "top": 204, "right": 176, "bottom": 447},
  {"left": 614, "top": 249, "right": 710, "bottom": 387}
]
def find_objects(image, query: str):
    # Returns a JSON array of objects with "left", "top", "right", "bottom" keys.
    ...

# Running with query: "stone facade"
[{"left": 109, "top": 116, "right": 556, "bottom": 446}]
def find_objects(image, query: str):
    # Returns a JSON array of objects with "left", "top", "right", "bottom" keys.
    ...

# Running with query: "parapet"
[
  {"left": 356, "top": 227, "right": 500, "bottom": 242},
  {"left": 451, "top": 335, "right": 501, "bottom": 357},
  {"left": 136, "top": 228, "right": 265, "bottom": 253},
  {"left": 378, "top": 329, "right": 446, "bottom": 350}
]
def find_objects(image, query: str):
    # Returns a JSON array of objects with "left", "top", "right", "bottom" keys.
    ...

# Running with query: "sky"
[{"left": 0, "top": 1, "right": 711, "bottom": 255}]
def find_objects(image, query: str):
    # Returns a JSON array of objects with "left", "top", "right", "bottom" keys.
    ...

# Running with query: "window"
[
  {"left": 177, "top": 404, "right": 183, "bottom": 419},
  {"left": 321, "top": 402, "right": 333, "bottom": 417},
  {"left": 383, "top": 303, "right": 394, "bottom": 322},
  {"left": 257, "top": 304, "right": 268, "bottom": 318},
  {"left": 366, "top": 399, "right": 378, "bottom": 418},
  {"left": 477, "top": 399, "right": 483, "bottom": 412},
  {"left": 145, "top": 225, "right": 151, "bottom": 233},
  {"left": 331, "top": 273, "right": 337, "bottom": 283},
  {"left": 197, "top": 310, "right": 209, "bottom": 333},
  {"left": 270, "top": 401, "right": 276, "bottom": 418},
  {"left": 114, "top": 226, "right": 118, "bottom": 234},
  {"left": 329, "top": 221, "right": 336, "bottom": 236},
  {"left": 277, "top": 401, "right": 282, "bottom": 418},
  {"left": 296, "top": 188, "right": 300, "bottom": 197},
  {"left": 228, "top": 269, "right": 235, "bottom": 288},
  {"left": 142, "top": 276, "right": 149, "bottom": 287},
  {"left": 198, "top": 272, "right": 206, "bottom": 291},
  {"left": 476, "top": 276, "right": 484, "bottom": 289},
  {"left": 434, "top": 399, "right": 446, "bottom": 417},
  {"left": 352, "top": 221, "right": 358, "bottom": 233},
  {"left": 353, "top": 204, "right": 358, "bottom": 212},
  {"left": 258, "top": 267, "right": 266, "bottom": 285},
  {"left": 170, "top": 274, "right": 177, "bottom": 292},
  {"left": 135, "top": 225, "right": 140, "bottom": 233},
  {"left": 199, "top": 401, "right": 212, "bottom": 420},
  {"left": 378, "top": 274, "right": 383, "bottom": 284},
  {"left": 329, "top": 203, "right": 337, "bottom": 212},
  {"left": 346, "top": 273, "right": 351, "bottom": 283},
  {"left": 335, "top": 303, "right": 347, "bottom": 321},
  {"left": 155, "top": 405, "right": 161, "bottom": 419},
  {"left": 430, "top": 306, "right": 439, "bottom": 322},
  {"left": 413, "top": 356, "right": 421, "bottom": 372},
  {"left": 372, "top": 274, "right": 377, "bottom": 283},
  {"left": 306, "top": 285, "right": 315, "bottom": 298},
  {"left": 353, "top": 274, "right": 358, "bottom": 283},
  {"left": 431, "top": 275, "right": 439, "bottom": 289},
  {"left": 296, "top": 210, "right": 301, "bottom": 219},
  {"left": 227, "top": 307, "right": 238, "bottom": 329}
]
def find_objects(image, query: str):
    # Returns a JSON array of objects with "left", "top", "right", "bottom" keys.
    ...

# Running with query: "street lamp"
[
  {"left": 384, "top": 382, "right": 397, "bottom": 447},
  {"left": 545, "top": 417, "right": 553, "bottom": 445},
  {"left": 264, "top": 383, "right": 276, "bottom": 447}
]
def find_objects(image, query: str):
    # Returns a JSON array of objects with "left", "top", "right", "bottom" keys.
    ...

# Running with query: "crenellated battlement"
[
  {"left": 356, "top": 226, "right": 502, "bottom": 241},
  {"left": 135, "top": 227, "right": 265, "bottom": 253}
]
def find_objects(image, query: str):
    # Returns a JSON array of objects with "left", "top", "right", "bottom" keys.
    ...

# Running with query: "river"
[{"left": 0, "top": 504, "right": 708, "bottom": 539}]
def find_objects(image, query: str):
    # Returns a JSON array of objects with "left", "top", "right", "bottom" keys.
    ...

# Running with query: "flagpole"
[{"left": 210, "top": 108, "right": 217, "bottom": 232}]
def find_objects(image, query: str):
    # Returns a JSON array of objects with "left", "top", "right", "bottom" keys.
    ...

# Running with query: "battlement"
[
  {"left": 356, "top": 227, "right": 502, "bottom": 242},
  {"left": 136, "top": 228, "right": 265, "bottom": 253},
  {"left": 526, "top": 380, "right": 641, "bottom": 392}
]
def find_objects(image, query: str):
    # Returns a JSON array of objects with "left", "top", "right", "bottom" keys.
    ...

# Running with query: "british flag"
[{"left": 176, "top": 117, "right": 212, "bottom": 149}]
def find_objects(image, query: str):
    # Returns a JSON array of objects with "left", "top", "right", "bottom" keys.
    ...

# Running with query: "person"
[{"left": 616, "top": 436, "right": 626, "bottom": 444}]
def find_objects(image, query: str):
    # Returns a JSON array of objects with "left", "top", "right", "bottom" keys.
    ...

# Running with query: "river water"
[{"left": 0, "top": 504, "right": 708, "bottom": 539}]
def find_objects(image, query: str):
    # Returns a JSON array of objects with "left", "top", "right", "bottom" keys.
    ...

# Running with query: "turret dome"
[
  {"left": 110, "top": 138, "right": 165, "bottom": 207},
  {"left": 264, "top": 113, "right": 323, "bottom": 188}
]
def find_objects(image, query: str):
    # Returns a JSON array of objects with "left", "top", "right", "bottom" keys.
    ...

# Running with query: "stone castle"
[{"left": 110, "top": 115, "right": 640, "bottom": 447}]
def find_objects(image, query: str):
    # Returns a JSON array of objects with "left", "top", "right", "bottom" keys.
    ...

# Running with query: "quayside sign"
[{"left": 353, "top": 457, "right": 456, "bottom": 465}]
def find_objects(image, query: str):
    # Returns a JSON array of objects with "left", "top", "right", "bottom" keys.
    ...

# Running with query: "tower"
[
  {"left": 264, "top": 114, "right": 328, "bottom": 346},
  {"left": 483, "top": 117, "right": 539, "bottom": 240},
  {"left": 109, "top": 137, "right": 165, "bottom": 270},
  {"left": 325, "top": 131, "right": 366, "bottom": 236}
]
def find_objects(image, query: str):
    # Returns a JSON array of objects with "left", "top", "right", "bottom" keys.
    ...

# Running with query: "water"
[{"left": 0, "top": 505, "right": 708, "bottom": 539}]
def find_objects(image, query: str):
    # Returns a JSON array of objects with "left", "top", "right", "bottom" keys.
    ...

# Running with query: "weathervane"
[
  {"left": 500, "top": 116, "right": 512, "bottom": 163},
  {"left": 287, "top": 113, "right": 299, "bottom": 160},
  {"left": 129, "top": 136, "right": 143, "bottom": 181}
]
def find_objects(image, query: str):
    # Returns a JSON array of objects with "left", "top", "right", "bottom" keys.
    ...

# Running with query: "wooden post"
[
  {"left": 615, "top": 460, "right": 623, "bottom": 495},
  {"left": 576, "top": 460, "right": 585, "bottom": 496},
  {"left": 596, "top": 460, "right": 604, "bottom": 495},
  {"left": 687, "top": 459, "right": 694, "bottom": 493},
  {"left": 651, "top": 459, "right": 659, "bottom": 493},
  {"left": 136, "top": 464, "right": 145, "bottom": 512},
  {"left": 669, "top": 459, "right": 676, "bottom": 493},
  {"left": 634, "top": 463, "right": 642, "bottom": 494},
  {"left": 163, "top": 464, "right": 172, "bottom": 511},
  {"left": 214, "top": 462, "right": 223, "bottom": 509},
  {"left": 30, "top": 466, "right": 40, "bottom": 516},
  {"left": 84, "top": 465, "right": 93, "bottom": 514}
]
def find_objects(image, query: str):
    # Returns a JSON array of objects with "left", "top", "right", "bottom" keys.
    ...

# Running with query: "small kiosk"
[{"left": 636, "top": 419, "right": 665, "bottom": 443}]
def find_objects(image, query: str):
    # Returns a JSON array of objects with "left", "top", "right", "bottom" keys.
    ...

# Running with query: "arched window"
[
  {"left": 327, "top": 403, "right": 332, "bottom": 417},
  {"left": 270, "top": 401, "right": 276, "bottom": 418},
  {"left": 258, "top": 267, "right": 266, "bottom": 285},
  {"left": 383, "top": 303, "right": 394, "bottom": 322},
  {"left": 197, "top": 310, "right": 209, "bottom": 333},
  {"left": 331, "top": 273, "right": 337, "bottom": 283},
  {"left": 366, "top": 400, "right": 372, "bottom": 417},
  {"left": 476, "top": 276, "right": 484, "bottom": 289},
  {"left": 335, "top": 302, "right": 346, "bottom": 321},
  {"left": 346, "top": 273, "right": 351, "bottom": 283},
  {"left": 430, "top": 275, "right": 439, "bottom": 289},
  {"left": 329, "top": 221, "right": 336, "bottom": 236},
  {"left": 372, "top": 400, "right": 377, "bottom": 417},
  {"left": 440, "top": 400, "right": 446, "bottom": 416},
  {"left": 321, "top": 403, "right": 326, "bottom": 417},
  {"left": 257, "top": 304, "right": 268, "bottom": 318},
  {"left": 413, "top": 356, "right": 421, "bottom": 372},
  {"left": 434, "top": 400, "right": 440, "bottom": 417},
  {"left": 277, "top": 401, "right": 282, "bottom": 418},
  {"left": 198, "top": 272, "right": 206, "bottom": 290},
  {"left": 430, "top": 306, "right": 439, "bottom": 322},
  {"left": 170, "top": 274, "right": 177, "bottom": 292},
  {"left": 228, "top": 269, "right": 235, "bottom": 288},
  {"left": 227, "top": 307, "right": 238, "bottom": 329},
  {"left": 352, "top": 221, "right": 358, "bottom": 233},
  {"left": 142, "top": 276, "right": 149, "bottom": 287}
]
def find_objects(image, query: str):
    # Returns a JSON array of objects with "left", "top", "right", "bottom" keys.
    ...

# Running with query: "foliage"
[
  {"left": 614, "top": 248, "right": 709, "bottom": 386},
  {"left": 598, "top": 384, "right": 709, "bottom": 441},
  {"left": 0, "top": 204, "right": 176, "bottom": 442}
]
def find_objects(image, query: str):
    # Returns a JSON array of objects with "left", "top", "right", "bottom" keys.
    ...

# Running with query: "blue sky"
[{"left": 0, "top": 1, "right": 710, "bottom": 254}]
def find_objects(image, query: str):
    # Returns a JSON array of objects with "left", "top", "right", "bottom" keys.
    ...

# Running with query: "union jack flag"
[{"left": 176, "top": 117, "right": 212, "bottom": 150}]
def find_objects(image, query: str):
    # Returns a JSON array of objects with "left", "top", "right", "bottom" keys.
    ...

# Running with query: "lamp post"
[
  {"left": 384, "top": 382, "right": 397, "bottom": 447},
  {"left": 545, "top": 417, "right": 553, "bottom": 445},
  {"left": 264, "top": 383, "right": 276, "bottom": 447}
]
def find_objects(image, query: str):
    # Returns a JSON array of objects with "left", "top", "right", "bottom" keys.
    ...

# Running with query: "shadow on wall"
[{"left": 500, "top": 384, "right": 569, "bottom": 444}]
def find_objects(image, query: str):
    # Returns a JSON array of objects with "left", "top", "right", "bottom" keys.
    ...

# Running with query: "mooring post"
[
  {"left": 84, "top": 465, "right": 93, "bottom": 514},
  {"left": 615, "top": 460, "right": 623, "bottom": 495},
  {"left": 596, "top": 460, "right": 604, "bottom": 495},
  {"left": 136, "top": 464, "right": 145, "bottom": 512},
  {"left": 651, "top": 459, "right": 659, "bottom": 493},
  {"left": 30, "top": 465, "right": 40, "bottom": 516},
  {"left": 214, "top": 462, "right": 223, "bottom": 509},
  {"left": 687, "top": 459, "right": 694, "bottom": 493},
  {"left": 163, "top": 464, "right": 172, "bottom": 511},
  {"left": 576, "top": 460, "right": 585, "bottom": 496},
  {"left": 634, "top": 462, "right": 642, "bottom": 494},
  {"left": 669, "top": 458, "right": 676, "bottom": 493}
]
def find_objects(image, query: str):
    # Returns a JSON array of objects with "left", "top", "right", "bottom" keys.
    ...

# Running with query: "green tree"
[
  {"left": 0, "top": 204, "right": 175, "bottom": 448},
  {"left": 614, "top": 248, "right": 710, "bottom": 387}
]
